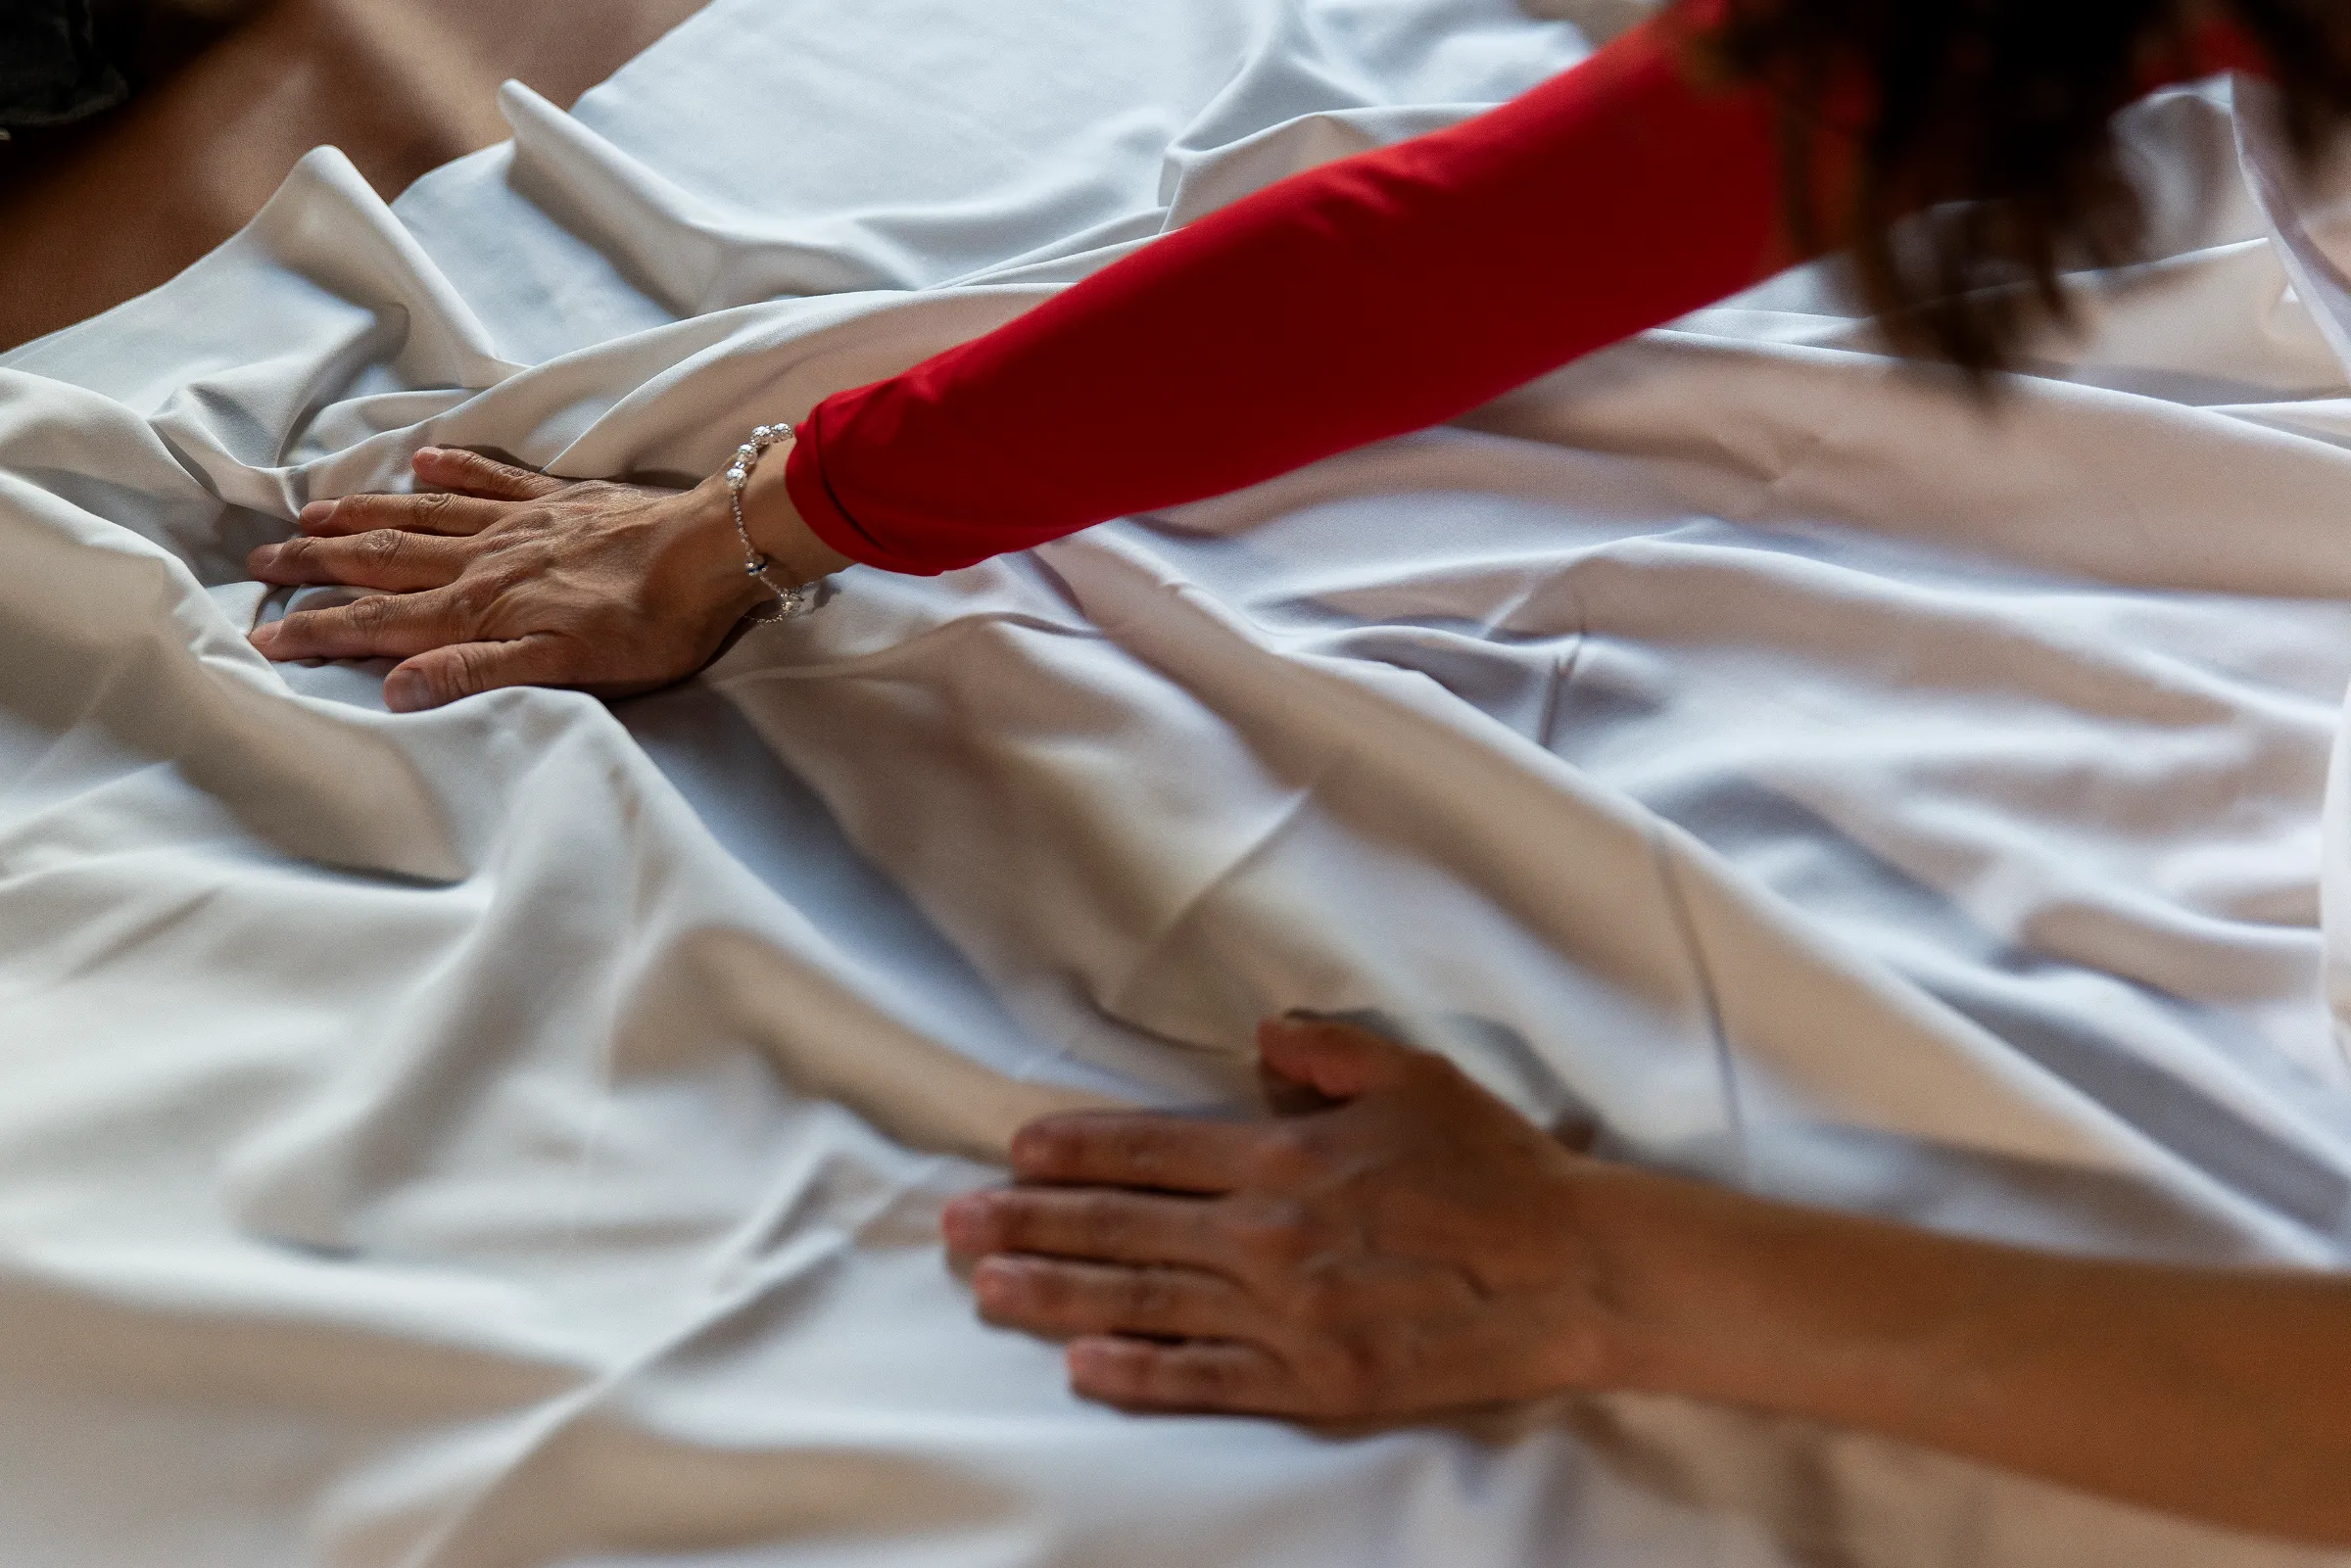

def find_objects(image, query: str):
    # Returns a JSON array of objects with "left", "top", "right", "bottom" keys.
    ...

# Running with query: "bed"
[{"left": 3, "top": 0, "right": 2350, "bottom": 1562}]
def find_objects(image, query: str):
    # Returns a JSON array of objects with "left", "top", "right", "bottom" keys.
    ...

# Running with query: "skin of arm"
[
  {"left": 1597, "top": 1147, "right": 2351, "bottom": 1544},
  {"left": 942, "top": 1016, "right": 2351, "bottom": 1546}
]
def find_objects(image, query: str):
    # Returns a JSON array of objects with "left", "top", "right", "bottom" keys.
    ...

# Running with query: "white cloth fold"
[{"left": 3, "top": 0, "right": 2350, "bottom": 1561}]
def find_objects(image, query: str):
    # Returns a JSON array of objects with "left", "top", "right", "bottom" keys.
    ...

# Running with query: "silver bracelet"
[{"left": 725, "top": 422, "right": 821, "bottom": 623}]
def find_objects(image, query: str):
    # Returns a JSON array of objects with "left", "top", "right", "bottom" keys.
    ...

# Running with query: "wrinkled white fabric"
[{"left": 3, "top": 0, "right": 2351, "bottom": 1562}]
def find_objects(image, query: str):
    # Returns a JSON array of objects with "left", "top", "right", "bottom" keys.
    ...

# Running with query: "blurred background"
[{"left": 0, "top": 0, "right": 706, "bottom": 351}]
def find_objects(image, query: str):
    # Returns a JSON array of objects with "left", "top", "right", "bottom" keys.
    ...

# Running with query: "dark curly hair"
[{"left": 1703, "top": 0, "right": 2351, "bottom": 374}]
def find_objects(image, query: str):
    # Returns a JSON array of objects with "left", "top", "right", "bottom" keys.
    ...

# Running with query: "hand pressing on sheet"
[
  {"left": 940, "top": 1016, "right": 1641, "bottom": 1420},
  {"left": 949, "top": 1022, "right": 2351, "bottom": 1547},
  {"left": 245, "top": 445, "right": 852, "bottom": 711}
]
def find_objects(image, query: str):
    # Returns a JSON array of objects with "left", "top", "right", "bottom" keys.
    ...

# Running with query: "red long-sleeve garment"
[
  {"left": 782, "top": 17, "right": 1773, "bottom": 575},
  {"left": 782, "top": 15, "right": 2258, "bottom": 575}
]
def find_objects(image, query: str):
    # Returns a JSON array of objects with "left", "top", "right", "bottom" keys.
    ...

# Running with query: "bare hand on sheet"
[
  {"left": 948, "top": 1026, "right": 2351, "bottom": 1545},
  {"left": 244, "top": 446, "right": 851, "bottom": 711},
  {"left": 941, "top": 1016, "right": 1629, "bottom": 1420}
]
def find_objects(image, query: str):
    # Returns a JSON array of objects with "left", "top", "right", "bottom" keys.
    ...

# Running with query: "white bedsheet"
[{"left": 4, "top": 0, "right": 2351, "bottom": 1562}]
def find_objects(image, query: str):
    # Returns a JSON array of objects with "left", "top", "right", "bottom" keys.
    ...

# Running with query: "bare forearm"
[
  {"left": 949, "top": 1020, "right": 2351, "bottom": 1543},
  {"left": 1584, "top": 1168, "right": 2351, "bottom": 1544}
]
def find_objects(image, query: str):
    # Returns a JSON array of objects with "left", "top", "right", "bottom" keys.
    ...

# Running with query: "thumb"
[
  {"left": 412, "top": 446, "right": 567, "bottom": 502},
  {"left": 383, "top": 635, "right": 569, "bottom": 712},
  {"left": 1256, "top": 1015, "right": 1415, "bottom": 1104}
]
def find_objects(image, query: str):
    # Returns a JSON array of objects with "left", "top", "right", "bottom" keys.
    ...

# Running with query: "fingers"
[
  {"left": 298, "top": 489, "right": 508, "bottom": 539},
  {"left": 412, "top": 446, "right": 567, "bottom": 501},
  {"left": 249, "top": 577, "right": 598, "bottom": 712},
  {"left": 289, "top": 450, "right": 562, "bottom": 540},
  {"left": 383, "top": 634, "right": 575, "bottom": 712},
  {"left": 1065, "top": 1336, "right": 1292, "bottom": 1414},
  {"left": 941, "top": 1187, "right": 1226, "bottom": 1271},
  {"left": 972, "top": 1256, "right": 1251, "bottom": 1342},
  {"left": 248, "top": 529, "right": 471, "bottom": 593},
  {"left": 248, "top": 590, "right": 465, "bottom": 663},
  {"left": 1008, "top": 1112, "right": 1261, "bottom": 1194},
  {"left": 1257, "top": 1015, "right": 1416, "bottom": 1103}
]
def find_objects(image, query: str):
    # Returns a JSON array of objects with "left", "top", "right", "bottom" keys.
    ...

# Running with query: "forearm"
[
  {"left": 1582, "top": 1166, "right": 2351, "bottom": 1544},
  {"left": 786, "top": 12, "right": 1792, "bottom": 575}
]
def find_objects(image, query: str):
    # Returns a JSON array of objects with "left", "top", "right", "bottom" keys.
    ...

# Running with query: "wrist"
[
  {"left": 1551, "top": 1164, "right": 1870, "bottom": 1402},
  {"left": 680, "top": 475, "right": 781, "bottom": 619},
  {"left": 1548, "top": 1163, "right": 1728, "bottom": 1394},
  {"left": 1567, "top": 1166, "right": 1974, "bottom": 1422},
  {"left": 737, "top": 432, "right": 854, "bottom": 587}
]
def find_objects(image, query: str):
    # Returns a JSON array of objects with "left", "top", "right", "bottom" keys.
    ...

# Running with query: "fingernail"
[
  {"left": 413, "top": 446, "right": 444, "bottom": 462},
  {"left": 248, "top": 622, "right": 276, "bottom": 647},
  {"left": 382, "top": 669, "right": 427, "bottom": 711},
  {"left": 297, "top": 499, "right": 335, "bottom": 527},
  {"left": 247, "top": 543, "right": 278, "bottom": 570}
]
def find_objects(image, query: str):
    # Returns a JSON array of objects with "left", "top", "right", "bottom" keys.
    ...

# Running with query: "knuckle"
[
  {"left": 1069, "top": 1194, "right": 1130, "bottom": 1251},
  {"left": 449, "top": 570, "right": 511, "bottom": 619},
  {"left": 1108, "top": 1123, "right": 1164, "bottom": 1175},
  {"left": 1031, "top": 1271, "right": 1082, "bottom": 1320},
  {"left": 308, "top": 498, "right": 361, "bottom": 532},
  {"left": 276, "top": 536, "right": 324, "bottom": 572},
  {"left": 399, "top": 653, "right": 465, "bottom": 711},
  {"left": 508, "top": 540, "right": 558, "bottom": 577},
  {"left": 1292, "top": 1272, "right": 1351, "bottom": 1331},
  {"left": 1120, "top": 1268, "right": 1175, "bottom": 1317},
  {"left": 982, "top": 1196, "right": 1037, "bottom": 1252},
  {"left": 1177, "top": 1355, "right": 1241, "bottom": 1402},
  {"left": 360, "top": 529, "right": 406, "bottom": 566},
  {"left": 344, "top": 594, "right": 394, "bottom": 631},
  {"left": 343, "top": 499, "right": 399, "bottom": 535},
  {"left": 438, "top": 642, "right": 498, "bottom": 700},
  {"left": 1247, "top": 1124, "right": 1322, "bottom": 1185},
  {"left": 447, "top": 578, "right": 490, "bottom": 618}
]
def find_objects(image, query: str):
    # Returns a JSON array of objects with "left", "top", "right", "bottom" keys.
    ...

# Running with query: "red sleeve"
[
  {"left": 782, "top": 8, "right": 2290, "bottom": 577},
  {"left": 783, "top": 16, "right": 1784, "bottom": 576},
  {"left": 781, "top": 7, "right": 2292, "bottom": 578}
]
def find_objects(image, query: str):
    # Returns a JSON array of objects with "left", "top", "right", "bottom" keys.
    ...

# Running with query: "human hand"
[
  {"left": 961, "top": 1022, "right": 2351, "bottom": 1545},
  {"left": 245, "top": 444, "right": 850, "bottom": 711},
  {"left": 942, "top": 1016, "right": 1641, "bottom": 1420}
]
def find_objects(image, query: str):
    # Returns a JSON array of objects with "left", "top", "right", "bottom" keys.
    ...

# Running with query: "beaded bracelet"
[{"left": 725, "top": 422, "right": 821, "bottom": 622}]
